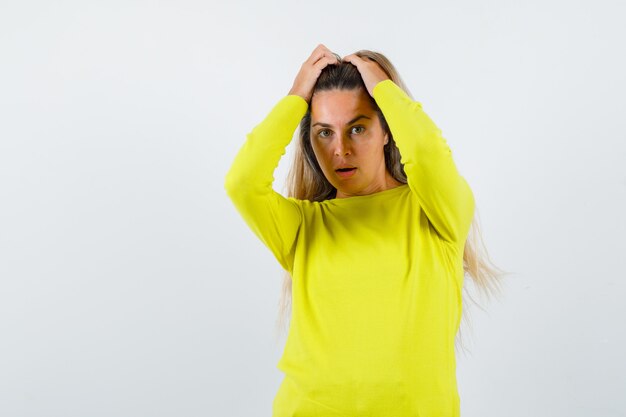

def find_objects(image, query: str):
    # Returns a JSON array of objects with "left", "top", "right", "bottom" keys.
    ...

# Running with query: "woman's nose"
[{"left": 334, "top": 136, "right": 352, "bottom": 155}]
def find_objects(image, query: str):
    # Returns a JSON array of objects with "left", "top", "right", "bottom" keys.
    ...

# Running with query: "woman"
[{"left": 224, "top": 44, "right": 506, "bottom": 417}]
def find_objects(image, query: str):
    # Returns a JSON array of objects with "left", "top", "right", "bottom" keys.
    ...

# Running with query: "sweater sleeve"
[
  {"left": 224, "top": 94, "right": 309, "bottom": 273},
  {"left": 372, "top": 79, "right": 475, "bottom": 245}
]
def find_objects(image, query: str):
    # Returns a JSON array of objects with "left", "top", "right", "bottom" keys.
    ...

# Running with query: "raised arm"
[
  {"left": 225, "top": 44, "right": 340, "bottom": 272},
  {"left": 372, "top": 79, "right": 475, "bottom": 244},
  {"left": 224, "top": 94, "right": 308, "bottom": 273}
]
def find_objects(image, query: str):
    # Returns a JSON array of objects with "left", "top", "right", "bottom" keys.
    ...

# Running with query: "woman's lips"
[{"left": 335, "top": 167, "right": 357, "bottom": 178}]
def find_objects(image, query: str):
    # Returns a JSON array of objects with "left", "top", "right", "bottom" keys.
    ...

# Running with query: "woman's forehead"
[{"left": 311, "top": 89, "right": 375, "bottom": 124}]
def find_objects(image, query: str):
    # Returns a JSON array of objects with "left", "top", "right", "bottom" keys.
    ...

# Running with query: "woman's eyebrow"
[{"left": 312, "top": 115, "right": 371, "bottom": 128}]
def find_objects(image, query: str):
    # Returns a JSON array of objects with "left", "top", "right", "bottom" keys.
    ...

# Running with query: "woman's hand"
[
  {"left": 288, "top": 44, "right": 339, "bottom": 104},
  {"left": 342, "top": 54, "right": 390, "bottom": 97}
]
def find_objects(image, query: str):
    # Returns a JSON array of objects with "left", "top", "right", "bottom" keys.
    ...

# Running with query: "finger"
[
  {"left": 307, "top": 50, "right": 326, "bottom": 65},
  {"left": 316, "top": 43, "right": 328, "bottom": 51},
  {"left": 310, "top": 44, "right": 334, "bottom": 60},
  {"left": 317, "top": 44, "right": 335, "bottom": 56},
  {"left": 310, "top": 49, "right": 337, "bottom": 66},
  {"left": 313, "top": 54, "right": 338, "bottom": 69},
  {"left": 342, "top": 54, "right": 363, "bottom": 66},
  {"left": 313, "top": 55, "right": 337, "bottom": 71}
]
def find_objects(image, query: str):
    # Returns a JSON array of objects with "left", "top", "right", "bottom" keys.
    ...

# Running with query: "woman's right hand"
[{"left": 288, "top": 44, "right": 339, "bottom": 104}]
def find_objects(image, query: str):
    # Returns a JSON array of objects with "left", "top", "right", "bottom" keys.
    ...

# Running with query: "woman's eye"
[{"left": 318, "top": 126, "right": 363, "bottom": 138}]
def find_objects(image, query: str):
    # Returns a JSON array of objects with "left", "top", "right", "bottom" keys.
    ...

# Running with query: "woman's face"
[{"left": 310, "top": 88, "right": 398, "bottom": 198}]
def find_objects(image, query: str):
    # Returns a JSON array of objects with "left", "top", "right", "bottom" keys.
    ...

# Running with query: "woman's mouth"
[{"left": 335, "top": 167, "right": 357, "bottom": 178}]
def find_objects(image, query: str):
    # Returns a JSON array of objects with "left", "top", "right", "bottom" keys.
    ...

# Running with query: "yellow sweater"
[{"left": 224, "top": 79, "right": 475, "bottom": 416}]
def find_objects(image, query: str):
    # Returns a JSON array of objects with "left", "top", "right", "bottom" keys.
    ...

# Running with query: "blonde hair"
[{"left": 274, "top": 49, "right": 511, "bottom": 355}]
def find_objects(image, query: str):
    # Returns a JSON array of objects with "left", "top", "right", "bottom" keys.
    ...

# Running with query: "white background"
[{"left": 1, "top": 1, "right": 625, "bottom": 416}]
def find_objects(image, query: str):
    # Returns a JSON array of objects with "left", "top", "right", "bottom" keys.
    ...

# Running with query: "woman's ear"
[{"left": 384, "top": 133, "right": 389, "bottom": 145}]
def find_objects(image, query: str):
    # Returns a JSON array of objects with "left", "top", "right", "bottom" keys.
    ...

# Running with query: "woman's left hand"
[{"left": 342, "top": 54, "right": 390, "bottom": 97}]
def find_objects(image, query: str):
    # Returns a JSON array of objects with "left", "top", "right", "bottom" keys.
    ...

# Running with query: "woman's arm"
[
  {"left": 224, "top": 94, "right": 308, "bottom": 273},
  {"left": 226, "top": 45, "right": 338, "bottom": 272},
  {"left": 372, "top": 79, "right": 475, "bottom": 244}
]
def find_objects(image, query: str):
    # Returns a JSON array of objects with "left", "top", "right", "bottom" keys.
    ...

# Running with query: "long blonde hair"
[{"left": 274, "top": 49, "right": 511, "bottom": 355}]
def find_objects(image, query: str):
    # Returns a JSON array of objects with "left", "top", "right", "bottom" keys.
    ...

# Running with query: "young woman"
[{"left": 225, "top": 44, "right": 506, "bottom": 417}]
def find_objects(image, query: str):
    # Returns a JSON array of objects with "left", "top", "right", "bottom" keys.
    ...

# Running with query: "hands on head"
[{"left": 288, "top": 44, "right": 390, "bottom": 103}]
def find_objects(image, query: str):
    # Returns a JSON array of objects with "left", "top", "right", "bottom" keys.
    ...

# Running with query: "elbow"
[
  {"left": 464, "top": 178, "right": 476, "bottom": 217},
  {"left": 458, "top": 178, "right": 476, "bottom": 242},
  {"left": 224, "top": 169, "right": 242, "bottom": 199},
  {"left": 224, "top": 170, "right": 233, "bottom": 193},
  {"left": 224, "top": 169, "right": 261, "bottom": 202}
]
